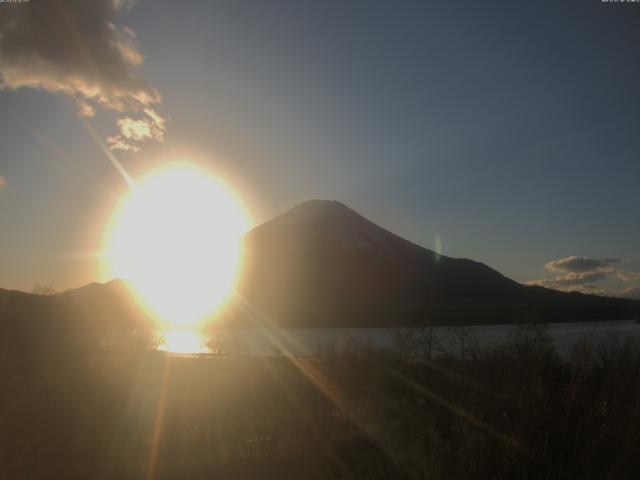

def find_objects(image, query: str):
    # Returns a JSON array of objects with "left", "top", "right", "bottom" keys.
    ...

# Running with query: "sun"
[{"left": 103, "top": 162, "right": 250, "bottom": 330}]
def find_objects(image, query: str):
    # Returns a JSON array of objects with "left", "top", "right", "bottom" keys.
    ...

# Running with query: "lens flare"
[{"left": 103, "top": 162, "right": 250, "bottom": 329}]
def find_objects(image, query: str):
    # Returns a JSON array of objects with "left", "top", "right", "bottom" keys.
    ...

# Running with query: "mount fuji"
[{"left": 232, "top": 200, "right": 640, "bottom": 327}]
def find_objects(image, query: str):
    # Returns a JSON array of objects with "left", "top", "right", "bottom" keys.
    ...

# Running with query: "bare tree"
[
  {"left": 392, "top": 328, "right": 420, "bottom": 360},
  {"left": 416, "top": 326, "right": 442, "bottom": 365},
  {"left": 447, "top": 325, "right": 473, "bottom": 361}
]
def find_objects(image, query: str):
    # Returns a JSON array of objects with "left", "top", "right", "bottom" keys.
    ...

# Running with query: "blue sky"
[{"left": 1, "top": 0, "right": 639, "bottom": 294}]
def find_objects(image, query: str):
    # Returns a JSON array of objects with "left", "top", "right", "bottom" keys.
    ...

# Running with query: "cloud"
[
  {"left": 554, "top": 271, "right": 608, "bottom": 287},
  {"left": 525, "top": 278, "right": 555, "bottom": 289},
  {"left": 0, "top": 0, "right": 166, "bottom": 152},
  {"left": 544, "top": 256, "right": 620, "bottom": 274},
  {"left": 620, "top": 286, "right": 640, "bottom": 300},
  {"left": 105, "top": 133, "right": 140, "bottom": 153},
  {"left": 527, "top": 255, "right": 640, "bottom": 296},
  {"left": 106, "top": 107, "right": 166, "bottom": 151},
  {"left": 0, "top": 176, "right": 6, "bottom": 189},
  {"left": 616, "top": 270, "right": 640, "bottom": 282},
  {"left": 526, "top": 272, "right": 605, "bottom": 294}
]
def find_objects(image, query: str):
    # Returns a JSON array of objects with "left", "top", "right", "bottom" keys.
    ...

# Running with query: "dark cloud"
[
  {"left": 0, "top": 0, "right": 165, "bottom": 152},
  {"left": 544, "top": 256, "right": 620, "bottom": 274}
]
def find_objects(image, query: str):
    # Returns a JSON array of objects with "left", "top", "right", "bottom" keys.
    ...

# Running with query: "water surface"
[{"left": 201, "top": 320, "right": 640, "bottom": 357}]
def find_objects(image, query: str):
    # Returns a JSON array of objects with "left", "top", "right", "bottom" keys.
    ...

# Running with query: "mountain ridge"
[{"left": 2, "top": 199, "right": 639, "bottom": 328}]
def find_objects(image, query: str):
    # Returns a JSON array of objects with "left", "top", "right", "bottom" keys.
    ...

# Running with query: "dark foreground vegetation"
[{"left": 1, "top": 322, "right": 640, "bottom": 479}]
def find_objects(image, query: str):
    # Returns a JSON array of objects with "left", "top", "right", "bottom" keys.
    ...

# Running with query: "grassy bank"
[{"left": 1, "top": 323, "right": 639, "bottom": 479}]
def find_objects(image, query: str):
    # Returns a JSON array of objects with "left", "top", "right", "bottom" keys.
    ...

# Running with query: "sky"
[{"left": 0, "top": 0, "right": 639, "bottom": 297}]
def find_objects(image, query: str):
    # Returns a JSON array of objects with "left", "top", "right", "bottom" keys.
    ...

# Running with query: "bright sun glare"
[
  {"left": 158, "top": 330, "right": 208, "bottom": 355},
  {"left": 104, "top": 163, "right": 249, "bottom": 342}
]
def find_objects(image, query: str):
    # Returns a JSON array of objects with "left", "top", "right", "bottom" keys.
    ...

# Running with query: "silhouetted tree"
[{"left": 447, "top": 325, "right": 474, "bottom": 360}]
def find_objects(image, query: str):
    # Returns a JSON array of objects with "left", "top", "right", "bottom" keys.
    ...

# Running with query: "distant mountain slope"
[
  {"left": 0, "top": 280, "right": 148, "bottom": 332},
  {"left": 234, "top": 200, "right": 640, "bottom": 326}
]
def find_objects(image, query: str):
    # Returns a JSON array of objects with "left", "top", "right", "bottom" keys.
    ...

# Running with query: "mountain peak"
[
  {"left": 248, "top": 199, "right": 360, "bottom": 238},
  {"left": 292, "top": 199, "right": 350, "bottom": 211},
  {"left": 285, "top": 199, "right": 358, "bottom": 221},
  {"left": 246, "top": 199, "right": 427, "bottom": 258}
]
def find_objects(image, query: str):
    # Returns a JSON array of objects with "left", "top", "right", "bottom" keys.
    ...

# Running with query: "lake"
[{"left": 171, "top": 319, "right": 640, "bottom": 357}]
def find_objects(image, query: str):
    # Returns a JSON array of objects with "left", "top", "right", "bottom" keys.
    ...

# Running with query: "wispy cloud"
[
  {"left": 0, "top": 176, "right": 7, "bottom": 189},
  {"left": 0, "top": 0, "right": 166, "bottom": 152},
  {"left": 527, "top": 255, "right": 640, "bottom": 296}
]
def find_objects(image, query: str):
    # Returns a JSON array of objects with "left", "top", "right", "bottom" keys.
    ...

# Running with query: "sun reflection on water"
[{"left": 157, "top": 330, "right": 209, "bottom": 355}]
